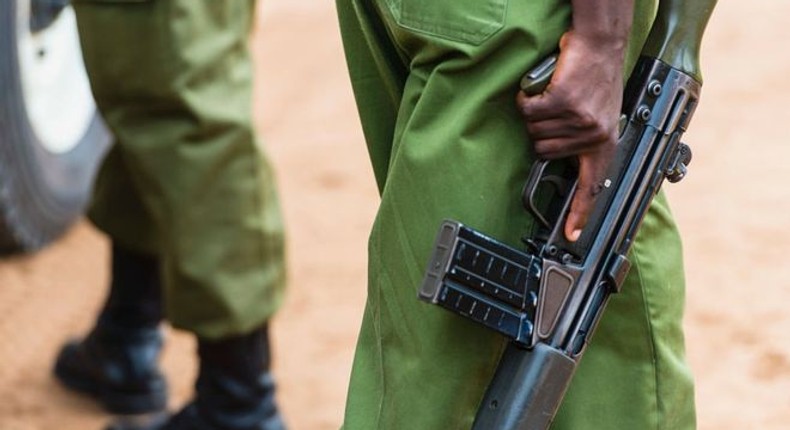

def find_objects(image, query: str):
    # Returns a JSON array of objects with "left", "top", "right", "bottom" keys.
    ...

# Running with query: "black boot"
[
  {"left": 54, "top": 243, "right": 167, "bottom": 414},
  {"left": 107, "top": 325, "right": 286, "bottom": 430}
]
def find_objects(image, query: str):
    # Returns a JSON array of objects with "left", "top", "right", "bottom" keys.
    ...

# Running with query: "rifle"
[{"left": 418, "top": 1, "right": 717, "bottom": 428}]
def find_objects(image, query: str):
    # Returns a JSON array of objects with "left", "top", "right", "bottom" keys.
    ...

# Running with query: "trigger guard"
[
  {"left": 521, "top": 160, "right": 575, "bottom": 230},
  {"left": 540, "top": 175, "right": 572, "bottom": 197}
]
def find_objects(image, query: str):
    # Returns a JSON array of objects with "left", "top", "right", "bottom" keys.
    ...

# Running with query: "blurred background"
[{"left": 0, "top": 1, "right": 788, "bottom": 429}]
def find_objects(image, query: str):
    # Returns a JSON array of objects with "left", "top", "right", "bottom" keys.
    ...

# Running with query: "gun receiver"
[{"left": 419, "top": 55, "right": 700, "bottom": 428}]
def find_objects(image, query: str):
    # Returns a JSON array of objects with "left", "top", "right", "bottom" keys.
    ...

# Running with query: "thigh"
[
  {"left": 553, "top": 192, "right": 696, "bottom": 430},
  {"left": 340, "top": 0, "right": 688, "bottom": 428},
  {"left": 342, "top": 1, "right": 569, "bottom": 428},
  {"left": 73, "top": 0, "right": 257, "bottom": 101}
]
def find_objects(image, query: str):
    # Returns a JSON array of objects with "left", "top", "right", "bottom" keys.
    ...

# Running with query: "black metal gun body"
[{"left": 418, "top": 56, "right": 701, "bottom": 429}]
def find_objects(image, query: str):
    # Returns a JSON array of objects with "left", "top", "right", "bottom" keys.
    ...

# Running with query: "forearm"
[{"left": 568, "top": 0, "right": 635, "bottom": 51}]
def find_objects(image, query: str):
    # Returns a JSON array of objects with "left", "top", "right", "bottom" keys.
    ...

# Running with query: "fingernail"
[{"left": 570, "top": 229, "right": 582, "bottom": 242}]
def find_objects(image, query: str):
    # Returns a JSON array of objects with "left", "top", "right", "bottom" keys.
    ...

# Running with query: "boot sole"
[{"left": 54, "top": 359, "right": 167, "bottom": 415}]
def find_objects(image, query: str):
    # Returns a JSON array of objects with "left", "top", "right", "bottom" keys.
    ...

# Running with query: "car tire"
[{"left": 0, "top": 0, "right": 110, "bottom": 255}]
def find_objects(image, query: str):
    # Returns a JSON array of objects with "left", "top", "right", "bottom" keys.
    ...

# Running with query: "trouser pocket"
[{"left": 384, "top": 0, "right": 508, "bottom": 45}]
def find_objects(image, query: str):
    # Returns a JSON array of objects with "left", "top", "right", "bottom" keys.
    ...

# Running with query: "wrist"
[{"left": 560, "top": 30, "right": 628, "bottom": 61}]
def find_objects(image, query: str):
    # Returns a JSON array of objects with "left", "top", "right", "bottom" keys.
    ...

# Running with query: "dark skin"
[{"left": 517, "top": 0, "right": 635, "bottom": 242}]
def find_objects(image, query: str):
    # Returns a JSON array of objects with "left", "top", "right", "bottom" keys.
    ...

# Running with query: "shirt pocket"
[{"left": 384, "top": 0, "right": 508, "bottom": 45}]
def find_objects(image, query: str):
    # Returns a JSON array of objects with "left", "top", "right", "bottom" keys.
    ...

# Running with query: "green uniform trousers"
[
  {"left": 336, "top": 0, "right": 696, "bottom": 428},
  {"left": 73, "top": 0, "right": 285, "bottom": 339}
]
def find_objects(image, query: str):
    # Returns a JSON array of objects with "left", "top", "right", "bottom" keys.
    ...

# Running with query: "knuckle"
[
  {"left": 519, "top": 101, "right": 532, "bottom": 117},
  {"left": 534, "top": 141, "right": 561, "bottom": 159},
  {"left": 583, "top": 118, "right": 615, "bottom": 146},
  {"left": 534, "top": 141, "right": 550, "bottom": 155},
  {"left": 576, "top": 112, "right": 598, "bottom": 129},
  {"left": 591, "top": 126, "right": 610, "bottom": 143}
]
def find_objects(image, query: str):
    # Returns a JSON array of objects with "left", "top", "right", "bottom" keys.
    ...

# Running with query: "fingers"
[
  {"left": 517, "top": 91, "right": 614, "bottom": 160},
  {"left": 516, "top": 88, "right": 560, "bottom": 122},
  {"left": 525, "top": 123, "right": 612, "bottom": 159},
  {"left": 563, "top": 153, "right": 610, "bottom": 242},
  {"left": 515, "top": 62, "right": 620, "bottom": 242},
  {"left": 516, "top": 85, "right": 592, "bottom": 123}
]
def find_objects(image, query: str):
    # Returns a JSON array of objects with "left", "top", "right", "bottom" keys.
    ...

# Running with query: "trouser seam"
[
  {"left": 632, "top": 246, "right": 662, "bottom": 430},
  {"left": 368, "top": 225, "right": 386, "bottom": 430}
]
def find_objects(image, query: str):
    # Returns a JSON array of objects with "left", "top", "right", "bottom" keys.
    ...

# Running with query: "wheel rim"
[{"left": 16, "top": 0, "right": 97, "bottom": 155}]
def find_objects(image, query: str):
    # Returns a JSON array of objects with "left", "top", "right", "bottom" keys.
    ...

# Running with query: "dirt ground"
[{"left": 1, "top": 1, "right": 788, "bottom": 429}]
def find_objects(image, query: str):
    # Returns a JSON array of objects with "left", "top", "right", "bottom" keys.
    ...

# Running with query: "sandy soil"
[{"left": 0, "top": 1, "right": 788, "bottom": 429}]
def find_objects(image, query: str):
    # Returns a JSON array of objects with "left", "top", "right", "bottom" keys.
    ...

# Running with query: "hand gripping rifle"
[{"left": 418, "top": 1, "right": 717, "bottom": 429}]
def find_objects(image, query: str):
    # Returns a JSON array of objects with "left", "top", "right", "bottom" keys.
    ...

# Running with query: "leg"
[
  {"left": 338, "top": 1, "right": 568, "bottom": 427},
  {"left": 553, "top": 193, "right": 696, "bottom": 429},
  {"left": 74, "top": 0, "right": 285, "bottom": 338},
  {"left": 63, "top": 0, "right": 286, "bottom": 428},
  {"left": 337, "top": 0, "right": 694, "bottom": 428},
  {"left": 54, "top": 241, "right": 166, "bottom": 414}
]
